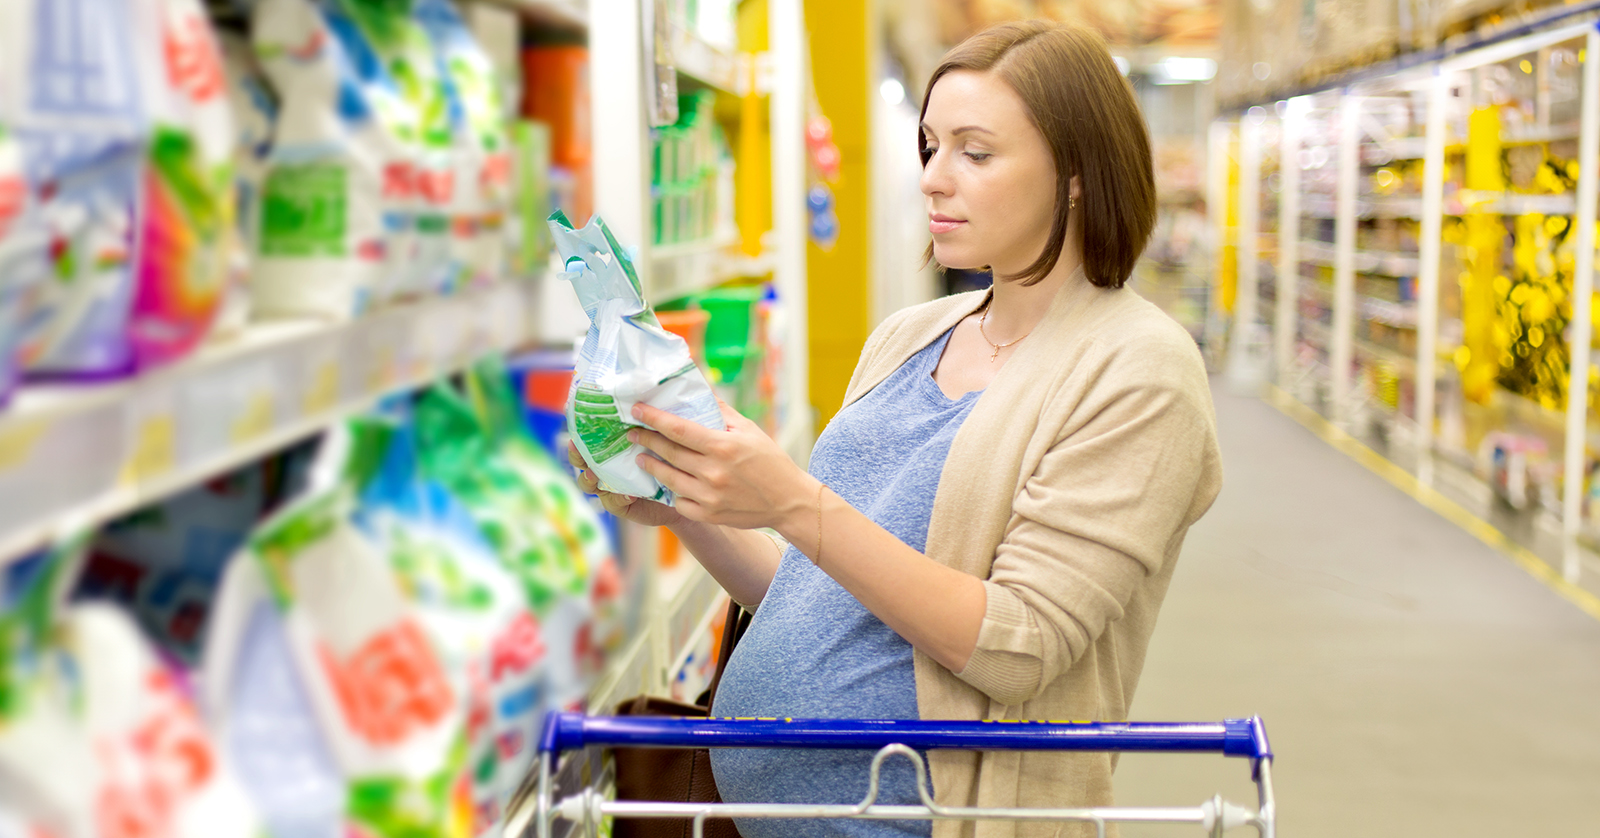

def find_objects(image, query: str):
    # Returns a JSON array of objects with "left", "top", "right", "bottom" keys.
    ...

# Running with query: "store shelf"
[
  {"left": 672, "top": 28, "right": 741, "bottom": 94},
  {"left": 0, "top": 282, "right": 537, "bottom": 563},
  {"left": 477, "top": 0, "right": 586, "bottom": 29},
  {"left": 1353, "top": 337, "right": 1417, "bottom": 373},
  {"left": 650, "top": 230, "right": 743, "bottom": 301},
  {"left": 1360, "top": 297, "right": 1418, "bottom": 328},
  {"left": 1297, "top": 240, "right": 1420, "bottom": 276},
  {"left": 1451, "top": 192, "right": 1579, "bottom": 216}
]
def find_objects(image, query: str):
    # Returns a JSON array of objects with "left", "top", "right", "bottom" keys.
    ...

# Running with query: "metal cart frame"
[{"left": 527, "top": 713, "right": 1275, "bottom": 838}]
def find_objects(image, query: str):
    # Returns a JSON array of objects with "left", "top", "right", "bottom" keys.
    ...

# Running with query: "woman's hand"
[
  {"left": 629, "top": 400, "right": 814, "bottom": 532},
  {"left": 567, "top": 441, "right": 684, "bottom": 528}
]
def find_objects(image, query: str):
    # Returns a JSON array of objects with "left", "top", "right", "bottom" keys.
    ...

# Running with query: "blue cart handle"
[{"left": 539, "top": 713, "right": 1272, "bottom": 762}]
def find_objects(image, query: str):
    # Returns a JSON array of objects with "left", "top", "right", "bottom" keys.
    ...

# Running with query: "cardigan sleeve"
[{"left": 953, "top": 340, "right": 1222, "bottom": 706}]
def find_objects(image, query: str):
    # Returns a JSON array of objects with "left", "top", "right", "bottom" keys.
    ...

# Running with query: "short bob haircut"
[{"left": 919, "top": 20, "right": 1156, "bottom": 289}]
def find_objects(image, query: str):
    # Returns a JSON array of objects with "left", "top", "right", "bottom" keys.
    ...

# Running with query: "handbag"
[{"left": 609, "top": 597, "right": 753, "bottom": 838}]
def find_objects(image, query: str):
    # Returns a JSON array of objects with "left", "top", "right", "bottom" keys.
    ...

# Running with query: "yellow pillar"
[{"left": 804, "top": 0, "right": 872, "bottom": 427}]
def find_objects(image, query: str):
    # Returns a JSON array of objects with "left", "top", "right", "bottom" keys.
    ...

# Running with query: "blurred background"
[{"left": 0, "top": 0, "right": 1597, "bottom": 836}]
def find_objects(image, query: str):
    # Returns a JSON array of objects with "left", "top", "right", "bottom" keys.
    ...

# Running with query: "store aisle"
[{"left": 1113, "top": 385, "right": 1600, "bottom": 837}]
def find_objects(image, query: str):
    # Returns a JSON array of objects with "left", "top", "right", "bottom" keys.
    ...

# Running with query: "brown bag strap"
[{"left": 703, "top": 598, "right": 751, "bottom": 706}]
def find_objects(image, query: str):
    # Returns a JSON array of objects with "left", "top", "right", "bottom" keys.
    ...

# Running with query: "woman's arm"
[
  {"left": 568, "top": 442, "right": 782, "bottom": 607},
  {"left": 627, "top": 401, "right": 987, "bottom": 672},
  {"left": 668, "top": 519, "right": 784, "bottom": 609}
]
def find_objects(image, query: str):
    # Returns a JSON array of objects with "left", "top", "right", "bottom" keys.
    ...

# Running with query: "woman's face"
[{"left": 920, "top": 69, "right": 1059, "bottom": 277}]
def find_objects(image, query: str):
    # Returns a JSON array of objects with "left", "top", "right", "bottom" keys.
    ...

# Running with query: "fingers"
[
  {"left": 566, "top": 441, "right": 585, "bottom": 469},
  {"left": 715, "top": 398, "right": 745, "bottom": 431},
  {"left": 598, "top": 491, "right": 637, "bottom": 516},
  {"left": 627, "top": 426, "right": 707, "bottom": 473},
  {"left": 632, "top": 402, "right": 716, "bottom": 450},
  {"left": 634, "top": 450, "right": 705, "bottom": 501}
]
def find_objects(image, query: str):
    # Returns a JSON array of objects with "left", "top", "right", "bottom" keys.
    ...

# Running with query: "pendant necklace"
[{"left": 978, "top": 303, "right": 1031, "bottom": 362}]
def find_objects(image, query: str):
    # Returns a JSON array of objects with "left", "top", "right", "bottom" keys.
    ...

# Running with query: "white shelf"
[
  {"left": 672, "top": 28, "right": 741, "bottom": 94},
  {"left": 1297, "top": 239, "right": 1420, "bottom": 277},
  {"left": 1353, "top": 337, "right": 1417, "bottom": 373},
  {"left": 649, "top": 230, "right": 743, "bottom": 300},
  {"left": 475, "top": 0, "right": 586, "bottom": 29},
  {"left": 0, "top": 282, "right": 537, "bottom": 563}
]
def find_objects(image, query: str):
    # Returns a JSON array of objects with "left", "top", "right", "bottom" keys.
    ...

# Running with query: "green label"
[
  {"left": 572, "top": 389, "right": 631, "bottom": 462},
  {"left": 261, "top": 164, "right": 348, "bottom": 256}
]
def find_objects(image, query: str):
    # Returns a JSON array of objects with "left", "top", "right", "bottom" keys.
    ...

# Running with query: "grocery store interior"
[{"left": 2, "top": 0, "right": 1600, "bottom": 836}]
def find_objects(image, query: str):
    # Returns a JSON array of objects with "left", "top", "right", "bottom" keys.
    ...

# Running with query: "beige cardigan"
[{"left": 838, "top": 267, "right": 1222, "bottom": 838}]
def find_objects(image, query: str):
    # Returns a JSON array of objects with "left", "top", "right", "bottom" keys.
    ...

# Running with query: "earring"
[{"left": 1069, "top": 197, "right": 1077, "bottom": 210}]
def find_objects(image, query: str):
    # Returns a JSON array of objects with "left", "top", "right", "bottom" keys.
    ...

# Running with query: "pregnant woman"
[{"left": 569, "top": 18, "right": 1222, "bottom": 838}]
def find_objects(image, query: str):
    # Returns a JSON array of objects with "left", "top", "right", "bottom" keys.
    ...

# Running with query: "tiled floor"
[{"left": 1114, "top": 385, "right": 1600, "bottom": 837}]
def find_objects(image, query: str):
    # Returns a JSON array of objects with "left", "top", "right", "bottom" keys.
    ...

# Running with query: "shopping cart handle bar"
[{"left": 539, "top": 713, "right": 1272, "bottom": 761}]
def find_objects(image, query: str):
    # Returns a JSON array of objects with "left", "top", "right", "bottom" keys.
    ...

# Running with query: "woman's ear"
[{"left": 1068, "top": 174, "right": 1083, "bottom": 204}]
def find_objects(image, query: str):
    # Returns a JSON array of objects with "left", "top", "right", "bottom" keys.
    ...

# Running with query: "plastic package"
[
  {"left": 251, "top": 0, "right": 391, "bottom": 319},
  {"left": 550, "top": 210, "right": 725, "bottom": 504},
  {"left": 0, "top": 542, "right": 260, "bottom": 838},
  {"left": 0, "top": 122, "right": 45, "bottom": 406},
  {"left": 0, "top": 0, "right": 237, "bottom": 380},
  {"left": 416, "top": 0, "right": 513, "bottom": 287}
]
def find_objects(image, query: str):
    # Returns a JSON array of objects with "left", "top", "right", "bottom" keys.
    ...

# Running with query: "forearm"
[
  {"left": 775, "top": 479, "right": 986, "bottom": 673},
  {"left": 669, "top": 519, "right": 784, "bottom": 608}
]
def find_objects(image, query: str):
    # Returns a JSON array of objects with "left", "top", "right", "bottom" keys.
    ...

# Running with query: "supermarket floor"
[{"left": 1114, "top": 384, "right": 1600, "bottom": 837}]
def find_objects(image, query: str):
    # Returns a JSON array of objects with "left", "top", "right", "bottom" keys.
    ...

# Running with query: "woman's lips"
[{"left": 929, "top": 218, "right": 965, "bottom": 234}]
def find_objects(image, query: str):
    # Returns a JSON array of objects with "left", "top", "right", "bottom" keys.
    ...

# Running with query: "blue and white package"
[{"left": 548, "top": 210, "right": 724, "bottom": 504}]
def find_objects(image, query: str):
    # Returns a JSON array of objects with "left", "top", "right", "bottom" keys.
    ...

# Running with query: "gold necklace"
[{"left": 978, "top": 304, "right": 1031, "bottom": 362}]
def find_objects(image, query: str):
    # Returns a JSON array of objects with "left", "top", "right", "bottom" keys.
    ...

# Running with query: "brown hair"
[{"left": 919, "top": 20, "right": 1156, "bottom": 289}]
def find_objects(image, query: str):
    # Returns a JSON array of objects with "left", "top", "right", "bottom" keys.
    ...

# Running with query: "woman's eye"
[{"left": 964, "top": 152, "right": 992, "bottom": 163}]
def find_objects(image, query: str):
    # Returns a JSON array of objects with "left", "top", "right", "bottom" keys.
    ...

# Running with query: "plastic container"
[{"left": 655, "top": 308, "right": 710, "bottom": 369}]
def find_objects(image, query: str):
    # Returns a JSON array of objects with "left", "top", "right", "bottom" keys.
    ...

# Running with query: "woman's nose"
[{"left": 920, "top": 149, "right": 951, "bottom": 197}]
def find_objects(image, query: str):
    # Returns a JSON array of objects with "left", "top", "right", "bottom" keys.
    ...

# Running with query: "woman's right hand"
[{"left": 568, "top": 441, "right": 684, "bottom": 528}]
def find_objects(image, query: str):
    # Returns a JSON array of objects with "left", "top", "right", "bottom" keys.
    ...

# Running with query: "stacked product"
[
  {"left": 650, "top": 91, "right": 735, "bottom": 247},
  {"left": 0, "top": 362, "right": 624, "bottom": 836},
  {"left": 0, "top": 0, "right": 538, "bottom": 414}
]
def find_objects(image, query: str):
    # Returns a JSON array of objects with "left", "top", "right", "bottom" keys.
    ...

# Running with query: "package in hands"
[{"left": 549, "top": 210, "right": 723, "bottom": 504}]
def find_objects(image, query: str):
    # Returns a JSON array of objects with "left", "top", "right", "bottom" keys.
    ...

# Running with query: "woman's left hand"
[{"left": 628, "top": 399, "right": 813, "bottom": 531}]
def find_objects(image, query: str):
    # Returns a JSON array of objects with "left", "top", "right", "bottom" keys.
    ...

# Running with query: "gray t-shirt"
[{"left": 710, "top": 326, "right": 979, "bottom": 837}]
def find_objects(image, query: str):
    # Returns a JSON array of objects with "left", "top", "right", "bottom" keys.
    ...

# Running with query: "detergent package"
[
  {"left": 333, "top": 0, "right": 457, "bottom": 301},
  {"left": 0, "top": 0, "right": 237, "bottom": 380},
  {"left": 549, "top": 210, "right": 724, "bottom": 504},
  {"left": 251, "top": 0, "right": 393, "bottom": 319},
  {"left": 0, "top": 542, "right": 261, "bottom": 838},
  {"left": 0, "top": 123, "right": 46, "bottom": 406},
  {"left": 416, "top": 0, "right": 513, "bottom": 287}
]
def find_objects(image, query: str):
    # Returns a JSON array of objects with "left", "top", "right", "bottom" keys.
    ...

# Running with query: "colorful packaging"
[
  {"left": 352, "top": 417, "right": 545, "bottom": 830},
  {"left": 551, "top": 210, "right": 725, "bottom": 503},
  {"left": 415, "top": 0, "right": 513, "bottom": 287},
  {"left": 74, "top": 461, "right": 296, "bottom": 665},
  {"left": 0, "top": 0, "right": 236, "bottom": 380},
  {"left": 0, "top": 541, "right": 261, "bottom": 838},
  {"left": 251, "top": 0, "right": 392, "bottom": 318},
  {"left": 216, "top": 30, "right": 280, "bottom": 336},
  {"left": 0, "top": 123, "right": 46, "bottom": 406},
  {"left": 335, "top": 0, "right": 458, "bottom": 300}
]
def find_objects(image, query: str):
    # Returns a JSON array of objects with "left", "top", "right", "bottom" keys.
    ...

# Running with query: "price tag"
[
  {"left": 303, "top": 360, "right": 340, "bottom": 416},
  {"left": 230, "top": 392, "right": 274, "bottom": 445},
  {"left": 0, "top": 419, "right": 45, "bottom": 472},
  {"left": 124, "top": 415, "right": 176, "bottom": 485}
]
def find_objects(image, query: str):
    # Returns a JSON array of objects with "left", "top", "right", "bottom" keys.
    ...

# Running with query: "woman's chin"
[{"left": 932, "top": 246, "right": 984, "bottom": 272}]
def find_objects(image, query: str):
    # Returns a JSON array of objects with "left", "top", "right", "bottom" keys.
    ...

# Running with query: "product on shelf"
[
  {"left": 251, "top": 0, "right": 391, "bottom": 318},
  {"left": 650, "top": 90, "right": 732, "bottom": 246},
  {"left": 71, "top": 447, "right": 313, "bottom": 665},
  {"left": 0, "top": 541, "right": 261, "bottom": 838},
  {"left": 0, "top": 121, "right": 45, "bottom": 407},
  {"left": 0, "top": 0, "right": 238, "bottom": 382},
  {"left": 551, "top": 210, "right": 725, "bottom": 504},
  {"left": 416, "top": 0, "right": 513, "bottom": 287},
  {"left": 336, "top": 0, "right": 458, "bottom": 302},
  {"left": 217, "top": 30, "right": 279, "bottom": 336},
  {"left": 520, "top": 44, "right": 592, "bottom": 224},
  {"left": 509, "top": 120, "right": 554, "bottom": 277}
]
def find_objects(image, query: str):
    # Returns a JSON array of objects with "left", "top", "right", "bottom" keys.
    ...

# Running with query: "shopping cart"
[{"left": 523, "top": 713, "right": 1275, "bottom": 838}]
